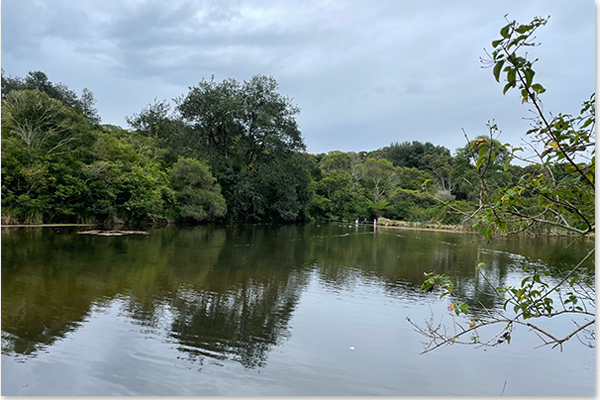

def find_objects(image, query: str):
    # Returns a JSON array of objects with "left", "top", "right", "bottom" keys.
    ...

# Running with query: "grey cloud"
[{"left": 1, "top": 0, "right": 594, "bottom": 154}]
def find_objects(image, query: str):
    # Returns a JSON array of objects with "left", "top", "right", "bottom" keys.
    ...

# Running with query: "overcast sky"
[{"left": 2, "top": 0, "right": 595, "bottom": 155}]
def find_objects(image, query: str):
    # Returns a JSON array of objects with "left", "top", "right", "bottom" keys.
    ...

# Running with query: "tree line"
[{"left": 0, "top": 68, "right": 578, "bottom": 231}]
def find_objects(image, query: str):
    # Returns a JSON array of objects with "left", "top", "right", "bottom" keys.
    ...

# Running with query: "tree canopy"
[{"left": 1, "top": 34, "right": 593, "bottom": 260}]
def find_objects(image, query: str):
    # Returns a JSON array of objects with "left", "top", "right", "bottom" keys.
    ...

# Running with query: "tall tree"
[
  {"left": 176, "top": 75, "right": 304, "bottom": 164},
  {"left": 359, "top": 158, "right": 399, "bottom": 213},
  {"left": 175, "top": 74, "right": 310, "bottom": 222}
]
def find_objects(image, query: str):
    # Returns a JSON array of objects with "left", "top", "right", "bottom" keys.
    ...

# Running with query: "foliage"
[
  {"left": 125, "top": 98, "right": 186, "bottom": 166},
  {"left": 449, "top": 134, "right": 516, "bottom": 206},
  {"left": 371, "top": 140, "right": 451, "bottom": 170},
  {"left": 174, "top": 74, "right": 310, "bottom": 222},
  {"left": 2, "top": 90, "right": 95, "bottom": 157},
  {"left": 1, "top": 92, "right": 172, "bottom": 224},
  {"left": 1, "top": 69, "right": 101, "bottom": 125},
  {"left": 169, "top": 158, "right": 227, "bottom": 222},
  {"left": 412, "top": 16, "right": 595, "bottom": 353},
  {"left": 5, "top": 52, "right": 588, "bottom": 228},
  {"left": 319, "top": 151, "right": 357, "bottom": 174},
  {"left": 84, "top": 131, "right": 170, "bottom": 222},
  {"left": 359, "top": 158, "right": 399, "bottom": 209},
  {"left": 176, "top": 74, "right": 304, "bottom": 163}
]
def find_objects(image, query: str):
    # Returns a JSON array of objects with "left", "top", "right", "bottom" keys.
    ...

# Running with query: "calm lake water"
[{"left": 1, "top": 224, "right": 595, "bottom": 396}]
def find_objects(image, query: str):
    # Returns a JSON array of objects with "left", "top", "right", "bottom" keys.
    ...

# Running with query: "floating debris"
[{"left": 77, "top": 230, "right": 149, "bottom": 237}]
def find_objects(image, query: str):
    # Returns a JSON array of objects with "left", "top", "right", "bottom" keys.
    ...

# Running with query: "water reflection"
[{"left": 1, "top": 224, "right": 593, "bottom": 374}]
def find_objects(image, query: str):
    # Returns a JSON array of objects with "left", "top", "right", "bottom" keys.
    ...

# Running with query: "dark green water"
[{"left": 1, "top": 224, "right": 594, "bottom": 395}]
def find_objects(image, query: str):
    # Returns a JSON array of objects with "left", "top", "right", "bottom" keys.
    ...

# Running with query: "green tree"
[
  {"left": 84, "top": 131, "right": 170, "bottom": 223},
  {"left": 78, "top": 88, "right": 101, "bottom": 126},
  {"left": 1, "top": 70, "right": 101, "bottom": 125},
  {"left": 312, "top": 153, "right": 375, "bottom": 221},
  {"left": 2, "top": 94, "right": 174, "bottom": 225},
  {"left": 169, "top": 157, "right": 227, "bottom": 222},
  {"left": 359, "top": 158, "right": 399, "bottom": 215},
  {"left": 396, "top": 167, "right": 432, "bottom": 191},
  {"left": 228, "top": 153, "right": 314, "bottom": 222},
  {"left": 374, "top": 140, "right": 451, "bottom": 170},
  {"left": 175, "top": 74, "right": 310, "bottom": 222},
  {"left": 422, "top": 152, "right": 453, "bottom": 194},
  {"left": 2, "top": 90, "right": 94, "bottom": 157},
  {"left": 319, "top": 151, "right": 353, "bottom": 174},
  {"left": 411, "top": 17, "right": 595, "bottom": 352},
  {"left": 239, "top": 75, "right": 304, "bottom": 164},
  {"left": 176, "top": 75, "right": 304, "bottom": 163},
  {"left": 1, "top": 89, "right": 99, "bottom": 224}
]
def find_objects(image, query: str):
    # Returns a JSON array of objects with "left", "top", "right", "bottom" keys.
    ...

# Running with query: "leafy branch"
[{"left": 411, "top": 16, "right": 595, "bottom": 353}]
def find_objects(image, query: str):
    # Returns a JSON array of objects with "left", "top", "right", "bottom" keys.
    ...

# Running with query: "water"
[{"left": 1, "top": 224, "right": 595, "bottom": 395}]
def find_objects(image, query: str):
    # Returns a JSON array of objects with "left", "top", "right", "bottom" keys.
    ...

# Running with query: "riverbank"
[
  {"left": 374, "top": 217, "right": 472, "bottom": 234},
  {"left": 374, "top": 217, "right": 596, "bottom": 239},
  {"left": 2, "top": 221, "right": 592, "bottom": 240},
  {"left": 378, "top": 224, "right": 471, "bottom": 234}
]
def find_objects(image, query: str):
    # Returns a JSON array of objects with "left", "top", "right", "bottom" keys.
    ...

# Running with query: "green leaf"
[
  {"left": 492, "top": 39, "right": 503, "bottom": 48},
  {"left": 515, "top": 24, "right": 533, "bottom": 34},
  {"left": 476, "top": 156, "right": 485, "bottom": 170},
  {"left": 493, "top": 60, "right": 505, "bottom": 82},
  {"left": 524, "top": 68, "right": 535, "bottom": 87},
  {"left": 478, "top": 145, "right": 489, "bottom": 158},
  {"left": 531, "top": 83, "right": 546, "bottom": 93},
  {"left": 569, "top": 276, "right": 579, "bottom": 286},
  {"left": 507, "top": 69, "right": 516, "bottom": 85},
  {"left": 513, "top": 305, "right": 520, "bottom": 314},
  {"left": 479, "top": 225, "right": 493, "bottom": 239},
  {"left": 500, "top": 24, "right": 511, "bottom": 39}
]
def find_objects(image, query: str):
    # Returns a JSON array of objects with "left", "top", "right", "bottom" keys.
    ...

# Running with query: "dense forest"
[{"left": 0, "top": 69, "right": 545, "bottom": 227}]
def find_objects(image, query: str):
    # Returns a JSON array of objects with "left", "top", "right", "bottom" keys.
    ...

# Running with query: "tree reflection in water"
[{"left": 1, "top": 224, "right": 593, "bottom": 370}]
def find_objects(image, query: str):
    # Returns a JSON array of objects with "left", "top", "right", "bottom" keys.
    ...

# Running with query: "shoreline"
[
  {"left": 2, "top": 222, "right": 592, "bottom": 239},
  {"left": 377, "top": 224, "right": 594, "bottom": 239},
  {"left": 377, "top": 224, "right": 471, "bottom": 234}
]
